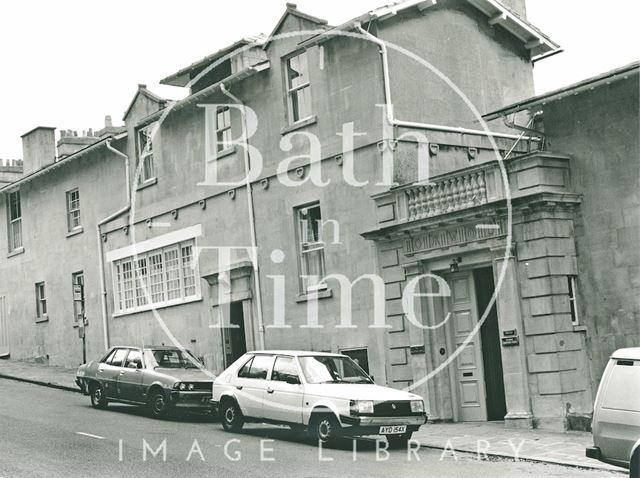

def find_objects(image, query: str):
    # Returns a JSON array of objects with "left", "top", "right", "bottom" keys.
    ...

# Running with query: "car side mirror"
[{"left": 286, "top": 376, "right": 300, "bottom": 385}]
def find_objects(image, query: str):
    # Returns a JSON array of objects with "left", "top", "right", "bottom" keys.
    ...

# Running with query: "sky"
[{"left": 0, "top": 0, "right": 638, "bottom": 159}]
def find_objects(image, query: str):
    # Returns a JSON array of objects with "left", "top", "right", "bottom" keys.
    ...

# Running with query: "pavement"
[{"left": 0, "top": 358, "right": 627, "bottom": 475}]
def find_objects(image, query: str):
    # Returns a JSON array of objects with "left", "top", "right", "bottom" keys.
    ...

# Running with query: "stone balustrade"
[
  {"left": 371, "top": 151, "right": 573, "bottom": 229},
  {"left": 406, "top": 170, "right": 488, "bottom": 221}
]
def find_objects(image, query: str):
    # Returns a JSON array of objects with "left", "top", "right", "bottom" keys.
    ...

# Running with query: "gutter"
[
  {"left": 97, "top": 140, "right": 131, "bottom": 350},
  {"left": 220, "top": 83, "right": 266, "bottom": 350}
]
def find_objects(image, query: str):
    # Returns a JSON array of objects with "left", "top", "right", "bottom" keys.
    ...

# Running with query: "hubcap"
[
  {"left": 154, "top": 396, "right": 165, "bottom": 414},
  {"left": 318, "top": 419, "right": 331, "bottom": 439},
  {"left": 225, "top": 406, "right": 235, "bottom": 424},
  {"left": 93, "top": 388, "right": 102, "bottom": 402}
]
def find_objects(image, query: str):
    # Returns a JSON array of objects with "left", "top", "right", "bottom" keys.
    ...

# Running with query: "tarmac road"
[{"left": 0, "top": 379, "right": 618, "bottom": 478}]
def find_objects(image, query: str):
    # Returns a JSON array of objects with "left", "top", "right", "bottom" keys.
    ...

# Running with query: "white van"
[{"left": 586, "top": 347, "right": 640, "bottom": 474}]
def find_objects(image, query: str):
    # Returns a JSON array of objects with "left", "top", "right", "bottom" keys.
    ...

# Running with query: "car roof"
[
  {"left": 111, "top": 345, "right": 182, "bottom": 351},
  {"left": 611, "top": 347, "right": 640, "bottom": 360},
  {"left": 247, "top": 350, "right": 346, "bottom": 358}
]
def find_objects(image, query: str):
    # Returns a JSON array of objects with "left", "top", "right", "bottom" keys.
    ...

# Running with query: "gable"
[{"left": 263, "top": 4, "right": 330, "bottom": 50}]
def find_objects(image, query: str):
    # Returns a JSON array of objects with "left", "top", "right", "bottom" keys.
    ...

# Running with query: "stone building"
[{"left": 0, "top": 0, "right": 637, "bottom": 431}]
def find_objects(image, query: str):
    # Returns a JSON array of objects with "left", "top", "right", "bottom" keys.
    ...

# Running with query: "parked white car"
[
  {"left": 211, "top": 351, "right": 427, "bottom": 446},
  {"left": 586, "top": 347, "right": 640, "bottom": 473}
]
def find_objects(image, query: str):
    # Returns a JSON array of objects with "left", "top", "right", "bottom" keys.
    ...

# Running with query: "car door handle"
[
  {"left": 235, "top": 385, "right": 243, "bottom": 390},
  {"left": 267, "top": 388, "right": 274, "bottom": 394},
  {"left": 120, "top": 371, "right": 126, "bottom": 375}
]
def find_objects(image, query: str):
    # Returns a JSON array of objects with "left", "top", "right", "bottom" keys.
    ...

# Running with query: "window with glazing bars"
[
  {"left": 66, "top": 188, "right": 81, "bottom": 231},
  {"left": 7, "top": 190, "right": 22, "bottom": 251},
  {"left": 113, "top": 239, "right": 198, "bottom": 314}
]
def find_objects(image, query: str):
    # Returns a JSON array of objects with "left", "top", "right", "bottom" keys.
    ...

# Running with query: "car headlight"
[
  {"left": 350, "top": 400, "right": 374, "bottom": 415},
  {"left": 179, "top": 383, "right": 187, "bottom": 391},
  {"left": 188, "top": 383, "right": 195, "bottom": 391},
  {"left": 410, "top": 400, "right": 424, "bottom": 413}
]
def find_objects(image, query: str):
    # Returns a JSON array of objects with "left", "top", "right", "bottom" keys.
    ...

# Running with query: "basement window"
[{"left": 35, "top": 282, "right": 47, "bottom": 321}]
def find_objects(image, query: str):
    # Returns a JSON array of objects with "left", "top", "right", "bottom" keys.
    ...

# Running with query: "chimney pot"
[{"left": 105, "top": 115, "right": 113, "bottom": 127}]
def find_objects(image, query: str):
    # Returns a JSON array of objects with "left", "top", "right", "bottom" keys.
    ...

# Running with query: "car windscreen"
[
  {"left": 299, "top": 356, "right": 372, "bottom": 384},
  {"left": 148, "top": 349, "right": 199, "bottom": 369}
]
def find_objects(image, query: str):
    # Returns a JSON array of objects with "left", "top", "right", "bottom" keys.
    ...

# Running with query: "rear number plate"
[{"left": 379, "top": 425, "right": 406, "bottom": 434}]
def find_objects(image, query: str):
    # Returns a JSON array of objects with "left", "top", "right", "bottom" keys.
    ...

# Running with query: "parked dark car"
[{"left": 76, "top": 345, "right": 215, "bottom": 418}]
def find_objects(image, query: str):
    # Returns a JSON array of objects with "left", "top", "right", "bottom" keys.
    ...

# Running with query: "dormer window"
[{"left": 137, "top": 123, "right": 157, "bottom": 184}]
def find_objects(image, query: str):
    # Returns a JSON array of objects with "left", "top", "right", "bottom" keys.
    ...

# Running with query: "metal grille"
[{"left": 373, "top": 401, "right": 412, "bottom": 417}]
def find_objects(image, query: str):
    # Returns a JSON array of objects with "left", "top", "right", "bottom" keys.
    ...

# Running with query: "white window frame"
[
  {"left": 7, "top": 189, "right": 22, "bottom": 252},
  {"left": 137, "top": 122, "right": 157, "bottom": 183},
  {"left": 35, "top": 282, "right": 47, "bottom": 320},
  {"left": 66, "top": 188, "right": 81, "bottom": 232},
  {"left": 296, "top": 203, "right": 327, "bottom": 294},
  {"left": 285, "top": 51, "right": 313, "bottom": 124},
  {"left": 568, "top": 275, "right": 580, "bottom": 326},
  {"left": 111, "top": 239, "right": 200, "bottom": 315},
  {"left": 215, "top": 106, "right": 233, "bottom": 153}
]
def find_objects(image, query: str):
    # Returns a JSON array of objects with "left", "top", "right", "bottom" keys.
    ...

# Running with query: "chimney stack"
[
  {"left": 105, "top": 115, "right": 113, "bottom": 128},
  {"left": 21, "top": 126, "right": 56, "bottom": 174}
]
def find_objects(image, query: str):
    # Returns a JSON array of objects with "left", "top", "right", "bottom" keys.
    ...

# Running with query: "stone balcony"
[{"left": 372, "top": 151, "right": 577, "bottom": 229}]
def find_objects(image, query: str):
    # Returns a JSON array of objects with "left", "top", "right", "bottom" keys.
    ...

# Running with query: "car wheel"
[
  {"left": 148, "top": 390, "right": 170, "bottom": 419},
  {"left": 386, "top": 432, "right": 413, "bottom": 449},
  {"left": 220, "top": 399, "right": 244, "bottom": 432},
  {"left": 90, "top": 382, "right": 108, "bottom": 409},
  {"left": 309, "top": 413, "right": 340, "bottom": 445},
  {"left": 631, "top": 447, "right": 640, "bottom": 478}
]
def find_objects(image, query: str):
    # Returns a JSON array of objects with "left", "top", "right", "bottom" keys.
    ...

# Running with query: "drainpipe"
[
  {"left": 97, "top": 139, "right": 131, "bottom": 350},
  {"left": 354, "top": 22, "right": 394, "bottom": 128},
  {"left": 354, "top": 22, "right": 533, "bottom": 142},
  {"left": 220, "top": 83, "right": 266, "bottom": 350}
]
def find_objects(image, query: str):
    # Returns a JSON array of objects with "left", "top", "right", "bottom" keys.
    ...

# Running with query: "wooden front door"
[{"left": 447, "top": 272, "right": 488, "bottom": 421}]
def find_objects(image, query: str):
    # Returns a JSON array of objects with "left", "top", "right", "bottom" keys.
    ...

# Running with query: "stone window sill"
[
  {"left": 281, "top": 115, "right": 317, "bottom": 135},
  {"left": 214, "top": 146, "right": 237, "bottom": 160},
  {"left": 136, "top": 177, "right": 157, "bottom": 191},
  {"left": 66, "top": 226, "right": 84, "bottom": 238},
  {"left": 35, "top": 315, "right": 49, "bottom": 324},
  {"left": 573, "top": 325, "right": 588, "bottom": 332},
  {"left": 7, "top": 247, "right": 24, "bottom": 258},
  {"left": 296, "top": 288, "right": 333, "bottom": 303},
  {"left": 112, "top": 296, "right": 203, "bottom": 318}
]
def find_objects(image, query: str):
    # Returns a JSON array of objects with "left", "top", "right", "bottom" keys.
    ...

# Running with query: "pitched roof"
[
  {"left": 122, "top": 84, "right": 168, "bottom": 121},
  {"left": 299, "top": 0, "right": 560, "bottom": 60},
  {"left": 160, "top": 35, "right": 268, "bottom": 87},
  {"left": 483, "top": 61, "right": 640, "bottom": 120},
  {"left": 0, "top": 132, "right": 127, "bottom": 192},
  {"left": 262, "top": 2, "right": 330, "bottom": 49}
]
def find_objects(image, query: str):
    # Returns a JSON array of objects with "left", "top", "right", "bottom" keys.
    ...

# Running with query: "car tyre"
[
  {"left": 220, "top": 399, "right": 244, "bottom": 432},
  {"left": 148, "top": 390, "right": 170, "bottom": 419},
  {"left": 386, "top": 432, "right": 413, "bottom": 449},
  {"left": 90, "top": 382, "right": 108, "bottom": 410},
  {"left": 309, "top": 413, "right": 340, "bottom": 446}
]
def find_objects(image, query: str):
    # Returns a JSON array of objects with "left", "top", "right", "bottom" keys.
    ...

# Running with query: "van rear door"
[{"left": 595, "top": 357, "right": 640, "bottom": 467}]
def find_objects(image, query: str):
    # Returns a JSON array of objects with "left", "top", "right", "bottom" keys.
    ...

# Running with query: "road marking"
[{"left": 76, "top": 432, "right": 105, "bottom": 440}]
